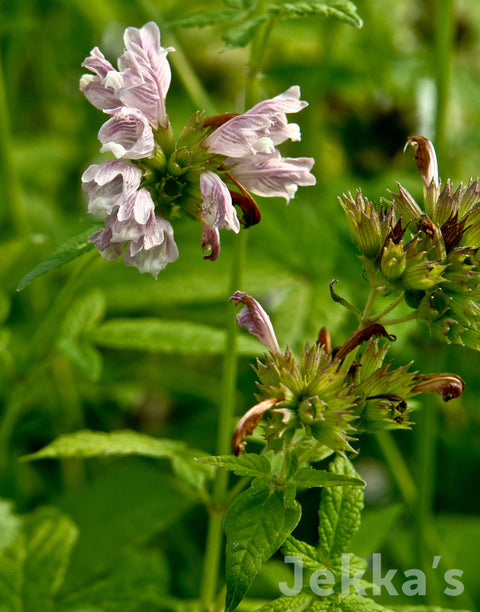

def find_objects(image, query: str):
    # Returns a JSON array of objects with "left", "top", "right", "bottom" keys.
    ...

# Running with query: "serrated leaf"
[
  {"left": 224, "top": 0, "right": 256, "bottom": 9},
  {"left": 198, "top": 454, "right": 271, "bottom": 478},
  {"left": 90, "top": 318, "right": 262, "bottom": 355},
  {"left": 0, "top": 499, "right": 21, "bottom": 555},
  {"left": 223, "top": 16, "right": 268, "bottom": 49},
  {"left": 338, "top": 593, "right": 391, "bottom": 611},
  {"left": 171, "top": 8, "right": 239, "bottom": 28},
  {"left": 282, "top": 535, "right": 321, "bottom": 570},
  {"left": 267, "top": 0, "right": 363, "bottom": 28},
  {"left": 21, "top": 430, "right": 186, "bottom": 461},
  {"left": 295, "top": 467, "right": 365, "bottom": 489},
  {"left": 224, "top": 486, "right": 301, "bottom": 611},
  {"left": 255, "top": 592, "right": 314, "bottom": 611},
  {"left": 317, "top": 456, "right": 364, "bottom": 561},
  {"left": 16, "top": 226, "right": 100, "bottom": 291}
]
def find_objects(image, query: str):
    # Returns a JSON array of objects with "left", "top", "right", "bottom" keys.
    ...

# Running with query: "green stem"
[
  {"left": 375, "top": 431, "right": 417, "bottom": 508},
  {"left": 369, "top": 294, "right": 404, "bottom": 322},
  {"left": 199, "top": 230, "right": 247, "bottom": 610},
  {"left": 381, "top": 311, "right": 417, "bottom": 326},
  {"left": 360, "top": 285, "right": 379, "bottom": 324}
]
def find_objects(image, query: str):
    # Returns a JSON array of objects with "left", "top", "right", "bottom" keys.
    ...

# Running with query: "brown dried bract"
[
  {"left": 411, "top": 373, "right": 465, "bottom": 401},
  {"left": 316, "top": 326, "right": 332, "bottom": 355},
  {"left": 232, "top": 398, "right": 280, "bottom": 455},
  {"left": 334, "top": 323, "right": 396, "bottom": 364}
]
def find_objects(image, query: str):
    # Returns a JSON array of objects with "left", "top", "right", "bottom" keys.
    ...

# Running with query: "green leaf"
[
  {"left": 224, "top": 486, "right": 301, "bottom": 611},
  {"left": 58, "top": 462, "right": 195, "bottom": 592},
  {"left": 16, "top": 226, "right": 100, "bottom": 291},
  {"left": 90, "top": 318, "right": 262, "bottom": 355},
  {"left": 267, "top": 0, "right": 363, "bottom": 28},
  {"left": 172, "top": 8, "right": 239, "bottom": 28},
  {"left": 295, "top": 467, "right": 365, "bottom": 489},
  {"left": 255, "top": 592, "right": 314, "bottom": 611},
  {"left": 282, "top": 534, "right": 322, "bottom": 570},
  {"left": 0, "top": 499, "right": 21, "bottom": 555},
  {"left": 197, "top": 454, "right": 271, "bottom": 478},
  {"left": 317, "top": 456, "right": 364, "bottom": 561},
  {"left": 338, "top": 593, "right": 391, "bottom": 611},
  {"left": 22, "top": 508, "right": 78, "bottom": 610},
  {"left": 170, "top": 449, "right": 215, "bottom": 491},
  {"left": 57, "top": 289, "right": 106, "bottom": 380},
  {"left": 0, "top": 507, "right": 78, "bottom": 612},
  {"left": 21, "top": 430, "right": 186, "bottom": 461},
  {"left": 58, "top": 548, "right": 169, "bottom": 611},
  {"left": 223, "top": 16, "right": 268, "bottom": 49}
]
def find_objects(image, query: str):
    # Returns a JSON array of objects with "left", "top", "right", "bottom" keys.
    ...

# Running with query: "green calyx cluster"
[
  {"left": 251, "top": 330, "right": 418, "bottom": 456},
  {"left": 341, "top": 169, "right": 480, "bottom": 350},
  {"left": 136, "top": 112, "right": 225, "bottom": 221}
]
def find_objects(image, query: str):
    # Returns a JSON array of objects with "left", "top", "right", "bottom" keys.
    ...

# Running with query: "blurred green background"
[{"left": 0, "top": 0, "right": 479, "bottom": 609}]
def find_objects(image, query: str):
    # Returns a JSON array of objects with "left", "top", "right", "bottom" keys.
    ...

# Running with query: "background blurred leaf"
[{"left": 89, "top": 318, "right": 263, "bottom": 355}]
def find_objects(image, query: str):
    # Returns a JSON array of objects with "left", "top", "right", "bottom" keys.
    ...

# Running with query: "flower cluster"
[
  {"left": 80, "top": 22, "right": 316, "bottom": 277},
  {"left": 229, "top": 292, "right": 463, "bottom": 455},
  {"left": 340, "top": 136, "right": 480, "bottom": 350}
]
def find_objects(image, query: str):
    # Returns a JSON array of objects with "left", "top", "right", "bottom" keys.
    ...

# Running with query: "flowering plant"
[{"left": 2, "top": 2, "right": 478, "bottom": 612}]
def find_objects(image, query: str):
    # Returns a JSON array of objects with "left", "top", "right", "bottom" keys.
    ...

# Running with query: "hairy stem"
[{"left": 369, "top": 294, "right": 405, "bottom": 322}]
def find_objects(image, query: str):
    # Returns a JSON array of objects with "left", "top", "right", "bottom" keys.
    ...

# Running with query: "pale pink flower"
[
  {"left": 201, "top": 224, "right": 221, "bottom": 261},
  {"left": 230, "top": 291, "right": 281, "bottom": 355},
  {"left": 200, "top": 171, "right": 240, "bottom": 233},
  {"left": 117, "top": 22, "right": 174, "bottom": 129},
  {"left": 204, "top": 86, "right": 307, "bottom": 158},
  {"left": 80, "top": 22, "right": 173, "bottom": 129},
  {"left": 79, "top": 47, "right": 124, "bottom": 111},
  {"left": 98, "top": 107, "right": 155, "bottom": 159},
  {"left": 81, "top": 160, "right": 143, "bottom": 216},
  {"left": 226, "top": 153, "right": 316, "bottom": 203}
]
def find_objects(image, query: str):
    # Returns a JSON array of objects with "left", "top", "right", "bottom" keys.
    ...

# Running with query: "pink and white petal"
[
  {"left": 204, "top": 114, "right": 271, "bottom": 157},
  {"left": 132, "top": 188, "right": 155, "bottom": 224},
  {"left": 201, "top": 224, "right": 221, "bottom": 261},
  {"left": 89, "top": 227, "right": 123, "bottom": 261},
  {"left": 200, "top": 171, "right": 240, "bottom": 233},
  {"left": 229, "top": 291, "right": 281, "bottom": 355},
  {"left": 228, "top": 154, "right": 316, "bottom": 203},
  {"left": 98, "top": 107, "right": 155, "bottom": 159}
]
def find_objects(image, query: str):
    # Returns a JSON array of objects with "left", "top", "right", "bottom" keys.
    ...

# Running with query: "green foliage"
[
  {"left": 0, "top": 506, "right": 78, "bottom": 612},
  {"left": 90, "top": 318, "right": 262, "bottom": 355},
  {"left": 174, "top": 0, "right": 362, "bottom": 49},
  {"left": 16, "top": 227, "right": 100, "bottom": 291},
  {"left": 224, "top": 486, "right": 302, "bottom": 611}
]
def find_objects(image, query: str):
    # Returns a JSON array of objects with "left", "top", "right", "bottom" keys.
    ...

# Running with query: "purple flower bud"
[
  {"left": 230, "top": 291, "right": 280, "bottom": 354},
  {"left": 98, "top": 107, "right": 155, "bottom": 159},
  {"left": 200, "top": 171, "right": 240, "bottom": 233}
]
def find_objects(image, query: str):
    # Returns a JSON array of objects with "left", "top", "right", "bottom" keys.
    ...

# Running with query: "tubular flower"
[
  {"left": 81, "top": 23, "right": 315, "bottom": 276},
  {"left": 230, "top": 294, "right": 458, "bottom": 455}
]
